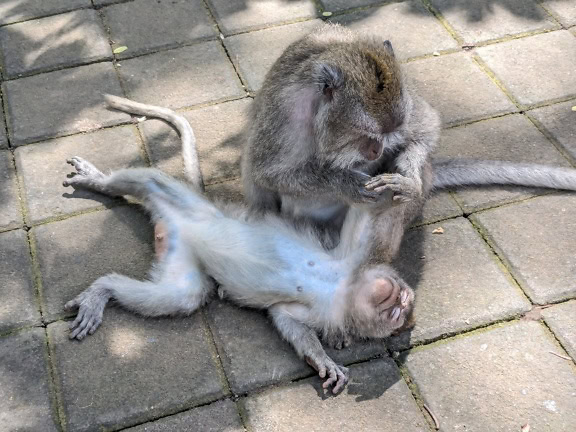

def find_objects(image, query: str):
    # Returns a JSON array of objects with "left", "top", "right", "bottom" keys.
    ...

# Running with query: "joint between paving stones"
[
  {"left": 26, "top": 229, "right": 48, "bottom": 322},
  {"left": 419, "top": 0, "right": 463, "bottom": 45},
  {"left": 200, "top": 309, "right": 234, "bottom": 397},
  {"left": 44, "top": 327, "right": 68, "bottom": 432},
  {"left": 535, "top": 0, "right": 570, "bottom": 30},
  {"left": 539, "top": 318, "right": 576, "bottom": 368},
  {"left": 393, "top": 361, "right": 436, "bottom": 432},
  {"left": 471, "top": 55, "right": 522, "bottom": 109},
  {"left": 525, "top": 109, "right": 576, "bottom": 168},
  {"left": 1, "top": 57, "right": 113, "bottom": 82}
]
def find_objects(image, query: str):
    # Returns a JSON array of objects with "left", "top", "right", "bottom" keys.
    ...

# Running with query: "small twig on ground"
[
  {"left": 548, "top": 351, "right": 572, "bottom": 361},
  {"left": 423, "top": 403, "right": 440, "bottom": 430}
]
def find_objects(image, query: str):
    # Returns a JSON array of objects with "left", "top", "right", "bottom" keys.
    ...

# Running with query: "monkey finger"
[
  {"left": 322, "top": 367, "right": 338, "bottom": 389},
  {"left": 332, "top": 369, "right": 349, "bottom": 394},
  {"left": 64, "top": 299, "right": 79, "bottom": 311},
  {"left": 69, "top": 307, "right": 87, "bottom": 329}
]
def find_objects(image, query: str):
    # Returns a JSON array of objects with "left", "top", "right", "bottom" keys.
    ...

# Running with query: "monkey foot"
[
  {"left": 62, "top": 156, "right": 106, "bottom": 188},
  {"left": 305, "top": 355, "right": 349, "bottom": 394},
  {"left": 65, "top": 286, "right": 110, "bottom": 340}
]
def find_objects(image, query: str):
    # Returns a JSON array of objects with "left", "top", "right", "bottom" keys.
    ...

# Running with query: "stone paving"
[{"left": 0, "top": 0, "right": 575, "bottom": 431}]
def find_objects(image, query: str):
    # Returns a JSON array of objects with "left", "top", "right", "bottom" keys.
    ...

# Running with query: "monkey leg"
[{"left": 270, "top": 304, "right": 349, "bottom": 393}]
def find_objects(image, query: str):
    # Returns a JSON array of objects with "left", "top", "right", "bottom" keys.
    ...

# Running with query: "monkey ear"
[
  {"left": 383, "top": 40, "right": 395, "bottom": 57},
  {"left": 315, "top": 63, "right": 343, "bottom": 100}
]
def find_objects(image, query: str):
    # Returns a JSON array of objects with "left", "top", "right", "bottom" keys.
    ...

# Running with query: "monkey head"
[
  {"left": 311, "top": 37, "right": 410, "bottom": 169},
  {"left": 346, "top": 265, "right": 415, "bottom": 339}
]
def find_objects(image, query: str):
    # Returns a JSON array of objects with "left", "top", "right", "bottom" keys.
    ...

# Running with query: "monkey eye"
[{"left": 323, "top": 83, "right": 334, "bottom": 100}]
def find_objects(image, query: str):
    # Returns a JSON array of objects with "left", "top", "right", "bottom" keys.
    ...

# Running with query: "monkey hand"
[
  {"left": 364, "top": 173, "right": 421, "bottom": 204},
  {"left": 305, "top": 354, "right": 349, "bottom": 394},
  {"left": 63, "top": 156, "right": 106, "bottom": 189}
]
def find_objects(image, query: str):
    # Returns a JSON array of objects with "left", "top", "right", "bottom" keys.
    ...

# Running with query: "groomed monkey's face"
[{"left": 349, "top": 266, "right": 415, "bottom": 339}]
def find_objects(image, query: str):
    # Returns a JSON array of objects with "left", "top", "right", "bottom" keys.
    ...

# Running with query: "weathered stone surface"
[
  {"left": 434, "top": 114, "right": 571, "bottom": 213},
  {"left": 205, "top": 179, "right": 244, "bottom": 202},
  {"left": 119, "top": 42, "right": 244, "bottom": 110},
  {"left": 224, "top": 20, "right": 321, "bottom": 91},
  {"left": 0, "top": 229, "right": 39, "bottom": 331},
  {"left": 48, "top": 311, "right": 225, "bottom": 431},
  {"left": 404, "top": 52, "right": 516, "bottom": 126},
  {"left": 320, "top": 0, "right": 388, "bottom": 11},
  {"left": 0, "top": 108, "right": 8, "bottom": 149},
  {"left": 102, "top": 0, "right": 217, "bottom": 59},
  {"left": 33, "top": 207, "right": 154, "bottom": 321},
  {"left": 3, "top": 62, "right": 129, "bottom": 146},
  {"left": 429, "top": 0, "right": 558, "bottom": 44},
  {"left": 404, "top": 321, "right": 576, "bottom": 432},
  {"left": 472, "top": 195, "right": 576, "bottom": 304},
  {"left": 389, "top": 218, "right": 530, "bottom": 350},
  {"left": 243, "top": 358, "right": 427, "bottom": 431},
  {"left": 541, "top": 0, "right": 576, "bottom": 27},
  {"left": 528, "top": 100, "right": 576, "bottom": 162},
  {"left": 125, "top": 400, "right": 244, "bottom": 432},
  {"left": 476, "top": 30, "right": 576, "bottom": 106},
  {"left": 0, "top": 328, "right": 58, "bottom": 431},
  {"left": 207, "top": 0, "right": 317, "bottom": 35},
  {"left": 332, "top": 0, "right": 458, "bottom": 60},
  {"left": 542, "top": 300, "right": 576, "bottom": 360},
  {"left": 416, "top": 191, "right": 462, "bottom": 225},
  {"left": 0, "top": 151, "right": 22, "bottom": 230},
  {"left": 0, "top": 0, "right": 90, "bottom": 25},
  {"left": 140, "top": 98, "right": 250, "bottom": 183},
  {"left": 93, "top": 0, "right": 129, "bottom": 6},
  {"left": 0, "top": 9, "right": 111, "bottom": 78},
  {"left": 15, "top": 126, "right": 144, "bottom": 224},
  {"left": 206, "top": 301, "right": 386, "bottom": 394}
]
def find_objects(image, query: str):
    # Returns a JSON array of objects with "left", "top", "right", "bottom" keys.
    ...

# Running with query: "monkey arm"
[{"left": 270, "top": 304, "right": 349, "bottom": 393}]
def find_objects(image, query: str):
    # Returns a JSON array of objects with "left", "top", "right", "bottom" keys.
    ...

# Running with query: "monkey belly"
[{"left": 281, "top": 196, "right": 347, "bottom": 225}]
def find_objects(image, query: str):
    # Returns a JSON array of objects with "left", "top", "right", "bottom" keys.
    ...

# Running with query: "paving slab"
[
  {"left": 206, "top": 300, "right": 387, "bottom": 394},
  {"left": 416, "top": 191, "right": 462, "bottom": 225},
  {"left": 243, "top": 358, "right": 428, "bottom": 431},
  {"left": 404, "top": 52, "right": 516, "bottom": 126},
  {"left": 224, "top": 19, "right": 321, "bottom": 91},
  {"left": 429, "top": 0, "right": 558, "bottom": 44},
  {"left": 404, "top": 321, "right": 576, "bottom": 431},
  {"left": 476, "top": 30, "right": 576, "bottom": 106},
  {"left": 0, "top": 328, "right": 58, "bottom": 431},
  {"left": 33, "top": 206, "right": 154, "bottom": 321},
  {"left": 3, "top": 62, "right": 129, "bottom": 146},
  {"left": 541, "top": 0, "right": 576, "bottom": 27},
  {"left": 94, "top": 0, "right": 130, "bottom": 6},
  {"left": 0, "top": 0, "right": 91, "bottom": 26},
  {"left": 205, "top": 179, "right": 244, "bottom": 202},
  {"left": 140, "top": 98, "right": 250, "bottom": 183},
  {"left": 48, "top": 310, "right": 225, "bottom": 431},
  {"left": 102, "top": 0, "right": 217, "bottom": 59},
  {"left": 472, "top": 194, "right": 576, "bottom": 304},
  {"left": 0, "top": 229, "right": 39, "bottom": 331},
  {"left": 207, "top": 0, "right": 317, "bottom": 36},
  {"left": 320, "top": 0, "right": 388, "bottom": 11},
  {"left": 0, "top": 150, "right": 22, "bottom": 230},
  {"left": 125, "top": 400, "right": 244, "bottom": 431},
  {"left": 0, "top": 9, "right": 111, "bottom": 79},
  {"left": 542, "top": 300, "right": 576, "bottom": 361},
  {"left": 434, "top": 114, "right": 571, "bottom": 213},
  {"left": 389, "top": 218, "right": 530, "bottom": 350},
  {"left": 331, "top": 1, "right": 458, "bottom": 60},
  {"left": 0, "top": 106, "right": 7, "bottom": 149},
  {"left": 15, "top": 126, "right": 144, "bottom": 224},
  {"left": 528, "top": 100, "right": 576, "bottom": 162},
  {"left": 119, "top": 42, "right": 244, "bottom": 110}
]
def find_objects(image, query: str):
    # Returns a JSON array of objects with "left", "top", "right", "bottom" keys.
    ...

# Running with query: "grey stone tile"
[
  {"left": 125, "top": 400, "right": 244, "bottom": 432},
  {"left": 0, "top": 230, "right": 39, "bottom": 331},
  {"left": 3, "top": 62, "right": 129, "bottom": 146},
  {"left": 476, "top": 30, "right": 576, "bottom": 106},
  {"left": 0, "top": 10, "right": 111, "bottom": 78},
  {"left": 102, "top": 0, "right": 217, "bottom": 59},
  {"left": 15, "top": 126, "right": 144, "bottom": 224},
  {"left": 243, "top": 358, "right": 428, "bottom": 431},
  {"left": 224, "top": 20, "right": 321, "bottom": 91},
  {"left": 206, "top": 301, "right": 386, "bottom": 394},
  {"left": 0, "top": 107, "right": 7, "bottom": 149},
  {"left": 140, "top": 98, "right": 250, "bottom": 183},
  {"left": 542, "top": 300, "right": 576, "bottom": 360},
  {"left": 320, "top": 0, "right": 387, "bottom": 11},
  {"left": 434, "top": 114, "right": 571, "bottom": 213},
  {"left": 33, "top": 206, "right": 154, "bottom": 321},
  {"left": 404, "top": 321, "right": 576, "bottom": 432},
  {"left": 0, "top": 151, "right": 22, "bottom": 230},
  {"left": 389, "top": 218, "right": 530, "bottom": 350},
  {"left": 119, "top": 42, "right": 244, "bottom": 110},
  {"left": 207, "top": 0, "right": 317, "bottom": 35},
  {"left": 429, "top": 0, "right": 558, "bottom": 44},
  {"left": 541, "top": 0, "right": 576, "bottom": 27},
  {"left": 331, "top": 1, "right": 458, "bottom": 60},
  {"left": 0, "top": 0, "right": 91, "bottom": 26},
  {"left": 48, "top": 310, "right": 225, "bottom": 431},
  {"left": 528, "top": 100, "right": 576, "bottom": 162},
  {"left": 472, "top": 195, "right": 576, "bottom": 304},
  {"left": 416, "top": 191, "right": 462, "bottom": 225},
  {"left": 94, "top": 0, "right": 130, "bottom": 6},
  {"left": 205, "top": 179, "right": 244, "bottom": 202},
  {"left": 404, "top": 52, "right": 516, "bottom": 126},
  {"left": 0, "top": 328, "right": 58, "bottom": 431}
]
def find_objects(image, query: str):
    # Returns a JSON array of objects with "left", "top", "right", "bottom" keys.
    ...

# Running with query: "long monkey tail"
[
  {"left": 432, "top": 158, "right": 576, "bottom": 191},
  {"left": 103, "top": 94, "right": 205, "bottom": 192}
]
